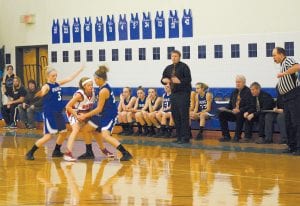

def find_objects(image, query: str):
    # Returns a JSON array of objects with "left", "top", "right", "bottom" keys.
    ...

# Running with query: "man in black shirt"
[
  {"left": 218, "top": 75, "right": 252, "bottom": 142},
  {"left": 243, "top": 82, "right": 275, "bottom": 143},
  {"left": 161, "top": 50, "right": 192, "bottom": 143}
]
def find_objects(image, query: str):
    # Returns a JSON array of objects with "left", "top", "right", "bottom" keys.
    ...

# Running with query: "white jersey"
[{"left": 67, "top": 89, "right": 95, "bottom": 125}]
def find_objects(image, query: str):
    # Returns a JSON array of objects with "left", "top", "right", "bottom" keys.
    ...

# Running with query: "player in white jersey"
[{"left": 64, "top": 77, "right": 114, "bottom": 161}]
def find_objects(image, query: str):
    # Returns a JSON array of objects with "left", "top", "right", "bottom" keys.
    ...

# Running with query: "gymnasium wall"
[{"left": 1, "top": 0, "right": 300, "bottom": 88}]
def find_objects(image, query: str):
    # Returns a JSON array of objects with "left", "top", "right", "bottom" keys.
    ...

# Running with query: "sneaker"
[
  {"left": 52, "top": 150, "right": 64, "bottom": 157},
  {"left": 239, "top": 138, "right": 252, "bottom": 143},
  {"left": 219, "top": 136, "right": 231, "bottom": 142},
  {"left": 120, "top": 151, "right": 133, "bottom": 161},
  {"left": 101, "top": 148, "right": 115, "bottom": 158},
  {"left": 25, "top": 152, "right": 34, "bottom": 160},
  {"left": 77, "top": 152, "right": 95, "bottom": 160},
  {"left": 196, "top": 132, "right": 203, "bottom": 140},
  {"left": 9, "top": 123, "right": 17, "bottom": 129},
  {"left": 27, "top": 125, "right": 36, "bottom": 130},
  {"left": 63, "top": 152, "right": 76, "bottom": 162}
]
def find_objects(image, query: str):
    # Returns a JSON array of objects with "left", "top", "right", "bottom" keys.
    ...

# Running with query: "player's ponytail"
[{"left": 94, "top": 65, "right": 109, "bottom": 80}]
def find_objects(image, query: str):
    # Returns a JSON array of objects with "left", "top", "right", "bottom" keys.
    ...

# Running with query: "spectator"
[
  {"left": 218, "top": 75, "right": 252, "bottom": 142},
  {"left": 1, "top": 76, "right": 26, "bottom": 128},
  {"left": 243, "top": 82, "right": 275, "bottom": 143},
  {"left": 264, "top": 88, "right": 287, "bottom": 144},
  {"left": 190, "top": 82, "right": 213, "bottom": 140},
  {"left": 17, "top": 79, "right": 42, "bottom": 129},
  {"left": 1, "top": 65, "right": 15, "bottom": 105}
]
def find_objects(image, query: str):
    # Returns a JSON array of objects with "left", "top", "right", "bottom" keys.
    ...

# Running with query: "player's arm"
[
  {"left": 35, "top": 84, "right": 50, "bottom": 98},
  {"left": 66, "top": 93, "right": 83, "bottom": 118},
  {"left": 58, "top": 66, "right": 84, "bottom": 85},
  {"left": 152, "top": 97, "right": 162, "bottom": 111},
  {"left": 80, "top": 88, "right": 108, "bottom": 119},
  {"left": 203, "top": 93, "right": 213, "bottom": 113}
]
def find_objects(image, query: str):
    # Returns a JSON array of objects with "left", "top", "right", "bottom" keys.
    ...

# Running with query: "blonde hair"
[
  {"left": 195, "top": 82, "right": 209, "bottom": 91},
  {"left": 13, "top": 76, "right": 22, "bottom": 91},
  {"left": 46, "top": 66, "right": 57, "bottom": 76}
]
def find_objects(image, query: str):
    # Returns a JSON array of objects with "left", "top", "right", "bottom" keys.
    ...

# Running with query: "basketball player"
[
  {"left": 25, "top": 66, "right": 83, "bottom": 160},
  {"left": 155, "top": 84, "right": 174, "bottom": 137},
  {"left": 117, "top": 87, "right": 136, "bottom": 136},
  {"left": 190, "top": 82, "right": 213, "bottom": 140},
  {"left": 77, "top": 65, "right": 132, "bottom": 161},
  {"left": 132, "top": 86, "right": 147, "bottom": 136},
  {"left": 63, "top": 77, "right": 114, "bottom": 161}
]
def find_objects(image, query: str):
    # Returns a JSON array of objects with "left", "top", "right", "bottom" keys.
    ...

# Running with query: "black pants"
[
  {"left": 218, "top": 111, "right": 244, "bottom": 138},
  {"left": 171, "top": 92, "right": 190, "bottom": 141},
  {"left": 1, "top": 104, "right": 18, "bottom": 125},
  {"left": 244, "top": 114, "right": 265, "bottom": 139},
  {"left": 283, "top": 87, "right": 300, "bottom": 149}
]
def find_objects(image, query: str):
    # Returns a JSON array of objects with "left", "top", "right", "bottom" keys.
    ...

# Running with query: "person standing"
[
  {"left": 77, "top": 65, "right": 133, "bottom": 161},
  {"left": 272, "top": 47, "right": 300, "bottom": 154},
  {"left": 161, "top": 50, "right": 192, "bottom": 143}
]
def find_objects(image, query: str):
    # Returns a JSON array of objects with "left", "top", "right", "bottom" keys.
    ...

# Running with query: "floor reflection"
[{"left": 1, "top": 134, "right": 300, "bottom": 205}]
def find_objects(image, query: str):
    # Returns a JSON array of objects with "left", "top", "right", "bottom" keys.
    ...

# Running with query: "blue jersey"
[
  {"left": 137, "top": 97, "right": 147, "bottom": 110},
  {"left": 106, "top": 15, "right": 116, "bottom": 41},
  {"left": 84, "top": 17, "right": 92, "bottom": 42},
  {"left": 95, "top": 16, "right": 104, "bottom": 42},
  {"left": 142, "top": 12, "right": 152, "bottom": 39},
  {"left": 118, "top": 14, "right": 128, "bottom": 41},
  {"left": 62, "top": 19, "right": 70, "bottom": 43},
  {"left": 43, "top": 82, "right": 64, "bottom": 113},
  {"left": 72, "top": 17, "right": 81, "bottom": 43},
  {"left": 155, "top": 11, "right": 165, "bottom": 39},
  {"left": 124, "top": 96, "right": 133, "bottom": 106},
  {"left": 182, "top": 9, "right": 193, "bottom": 37},
  {"left": 162, "top": 93, "right": 171, "bottom": 111},
  {"left": 168, "top": 10, "right": 179, "bottom": 38},
  {"left": 52, "top": 19, "right": 60, "bottom": 44},
  {"left": 197, "top": 92, "right": 207, "bottom": 112},
  {"left": 130, "top": 13, "right": 140, "bottom": 40},
  {"left": 100, "top": 83, "right": 117, "bottom": 118}
]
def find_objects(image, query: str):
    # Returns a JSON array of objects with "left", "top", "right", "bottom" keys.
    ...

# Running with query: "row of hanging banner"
[{"left": 52, "top": 9, "right": 193, "bottom": 44}]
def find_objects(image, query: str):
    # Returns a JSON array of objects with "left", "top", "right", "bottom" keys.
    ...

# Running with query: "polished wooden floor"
[{"left": 1, "top": 128, "right": 300, "bottom": 206}]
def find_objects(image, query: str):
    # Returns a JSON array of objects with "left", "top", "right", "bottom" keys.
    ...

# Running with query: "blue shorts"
[
  {"left": 43, "top": 111, "right": 67, "bottom": 134},
  {"left": 88, "top": 115, "right": 116, "bottom": 133}
]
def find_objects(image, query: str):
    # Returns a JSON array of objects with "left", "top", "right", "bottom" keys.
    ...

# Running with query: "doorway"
[{"left": 15, "top": 45, "right": 48, "bottom": 88}]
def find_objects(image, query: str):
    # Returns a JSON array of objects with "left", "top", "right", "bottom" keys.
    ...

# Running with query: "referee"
[
  {"left": 272, "top": 47, "right": 300, "bottom": 154},
  {"left": 161, "top": 50, "right": 192, "bottom": 143}
]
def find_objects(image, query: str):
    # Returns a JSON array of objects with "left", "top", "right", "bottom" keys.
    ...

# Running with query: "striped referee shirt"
[{"left": 278, "top": 57, "right": 300, "bottom": 95}]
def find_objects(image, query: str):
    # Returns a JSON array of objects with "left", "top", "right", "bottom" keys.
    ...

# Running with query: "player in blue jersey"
[
  {"left": 77, "top": 65, "right": 132, "bottom": 161},
  {"left": 25, "top": 66, "right": 84, "bottom": 160},
  {"left": 117, "top": 87, "right": 136, "bottom": 136},
  {"left": 155, "top": 84, "right": 174, "bottom": 137},
  {"left": 132, "top": 86, "right": 147, "bottom": 136},
  {"left": 190, "top": 82, "right": 213, "bottom": 140}
]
